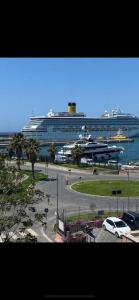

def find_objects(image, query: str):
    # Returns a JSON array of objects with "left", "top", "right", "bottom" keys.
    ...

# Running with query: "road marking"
[
  {"left": 26, "top": 228, "right": 38, "bottom": 237},
  {"left": 1, "top": 233, "right": 6, "bottom": 239},
  {"left": 19, "top": 232, "right": 26, "bottom": 237},
  {"left": 12, "top": 235, "right": 18, "bottom": 240},
  {"left": 40, "top": 228, "right": 53, "bottom": 242},
  {"left": 9, "top": 232, "right": 18, "bottom": 240},
  {"left": 1, "top": 232, "right": 18, "bottom": 241}
]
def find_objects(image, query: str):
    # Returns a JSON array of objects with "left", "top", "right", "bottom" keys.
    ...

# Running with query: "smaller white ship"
[{"left": 55, "top": 126, "right": 124, "bottom": 163}]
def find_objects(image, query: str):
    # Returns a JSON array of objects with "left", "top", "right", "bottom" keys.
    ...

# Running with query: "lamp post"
[
  {"left": 123, "top": 202, "right": 125, "bottom": 213},
  {"left": 46, "top": 162, "right": 48, "bottom": 176},
  {"left": 127, "top": 169, "right": 130, "bottom": 210},
  {"left": 56, "top": 174, "right": 59, "bottom": 228},
  {"left": 116, "top": 192, "right": 118, "bottom": 216},
  {"left": 45, "top": 156, "right": 48, "bottom": 176},
  {"left": 112, "top": 189, "right": 121, "bottom": 216},
  {"left": 45, "top": 156, "right": 46, "bottom": 174}
]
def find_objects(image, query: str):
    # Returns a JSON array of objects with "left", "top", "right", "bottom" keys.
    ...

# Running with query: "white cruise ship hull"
[{"left": 22, "top": 103, "right": 139, "bottom": 141}]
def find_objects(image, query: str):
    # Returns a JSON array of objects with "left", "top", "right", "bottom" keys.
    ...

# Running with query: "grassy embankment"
[
  {"left": 65, "top": 210, "right": 123, "bottom": 223},
  {"left": 13, "top": 170, "right": 48, "bottom": 199},
  {"left": 72, "top": 180, "right": 139, "bottom": 197},
  {"left": 67, "top": 179, "right": 139, "bottom": 224}
]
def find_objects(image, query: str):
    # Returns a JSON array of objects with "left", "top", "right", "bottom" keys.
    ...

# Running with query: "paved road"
[
  {"left": 18, "top": 162, "right": 139, "bottom": 242},
  {"left": 95, "top": 228, "right": 122, "bottom": 243},
  {"left": 7, "top": 161, "right": 139, "bottom": 242},
  {"left": 0, "top": 225, "right": 49, "bottom": 243}
]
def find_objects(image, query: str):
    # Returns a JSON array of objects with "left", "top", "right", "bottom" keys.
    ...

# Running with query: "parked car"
[
  {"left": 133, "top": 161, "right": 139, "bottom": 166},
  {"left": 54, "top": 154, "right": 67, "bottom": 163},
  {"left": 102, "top": 217, "right": 131, "bottom": 238},
  {"left": 107, "top": 160, "right": 122, "bottom": 167},
  {"left": 121, "top": 211, "right": 139, "bottom": 230},
  {"left": 80, "top": 157, "right": 93, "bottom": 165}
]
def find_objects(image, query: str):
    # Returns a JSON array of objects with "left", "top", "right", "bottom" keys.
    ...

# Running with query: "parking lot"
[{"left": 94, "top": 228, "right": 122, "bottom": 242}]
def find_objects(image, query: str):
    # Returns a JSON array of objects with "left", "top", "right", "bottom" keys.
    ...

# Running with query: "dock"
[{"left": 95, "top": 137, "right": 134, "bottom": 143}]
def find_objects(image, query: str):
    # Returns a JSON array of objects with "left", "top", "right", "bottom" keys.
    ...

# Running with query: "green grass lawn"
[
  {"left": 21, "top": 170, "right": 48, "bottom": 182},
  {"left": 14, "top": 170, "right": 48, "bottom": 199},
  {"left": 72, "top": 179, "right": 139, "bottom": 197},
  {"left": 0, "top": 169, "right": 48, "bottom": 201}
]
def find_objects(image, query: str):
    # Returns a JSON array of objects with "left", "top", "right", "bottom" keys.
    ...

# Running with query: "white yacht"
[{"left": 56, "top": 126, "right": 124, "bottom": 162}]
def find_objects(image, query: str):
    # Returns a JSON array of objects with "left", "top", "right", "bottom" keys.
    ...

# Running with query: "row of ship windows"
[
  {"left": 24, "top": 133, "right": 78, "bottom": 138},
  {"left": 24, "top": 126, "right": 137, "bottom": 132},
  {"left": 52, "top": 127, "right": 136, "bottom": 132},
  {"left": 29, "top": 119, "right": 139, "bottom": 125}
]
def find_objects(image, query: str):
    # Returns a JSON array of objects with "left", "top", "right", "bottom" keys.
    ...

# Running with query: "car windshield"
[{"left": 115, "top": 221, "right": 126, "bottom": 228}]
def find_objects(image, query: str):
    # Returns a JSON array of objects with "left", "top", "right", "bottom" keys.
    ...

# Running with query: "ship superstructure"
[
  {"left": 22, "top": 103, "right": 139, "bottom": 141},
  {"left": 56, "top": 127, "right": 124, "bottom": 162}
]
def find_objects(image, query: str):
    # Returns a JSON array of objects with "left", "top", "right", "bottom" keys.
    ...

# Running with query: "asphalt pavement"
[{"left": 8, "top": 161, "right": 139, "bottom": 242}]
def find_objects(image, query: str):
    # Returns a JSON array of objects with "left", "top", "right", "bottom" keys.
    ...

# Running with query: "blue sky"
[{"left": 0, "top": 58, "right": 139, "bottom": 131}]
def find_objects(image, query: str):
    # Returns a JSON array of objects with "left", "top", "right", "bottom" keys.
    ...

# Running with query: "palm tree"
[
  {"left": 71, "top": 145, "right": 84, "bottom": 165},
  {"left": 48, "top": 143, "right": 57, "bottom": 163},
  {"left": 25, "top": 139, "right": 40, "bottom": 179},
  {"left": 8, "top": 133, "right": 26, "bottom": 171},
  {"left": 7, "top": 144, "right": 14, "bottom": 159},
  {"left": 0, "top": 153, "right": 5, "bottom": 169}
]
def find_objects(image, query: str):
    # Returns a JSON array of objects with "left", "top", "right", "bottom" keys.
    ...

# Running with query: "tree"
[
  {"left": 7, "top": 144, "right": 14, "bottom": 159},
  {"left": 25, "top": 139, "right": 40, "bottom": 179},
  {"left": 48, "top": 143, "right": 57, "bottom": 163},
  {"left": 71, "top": 145, "right": 84, "bottom": 165},
  {"left": 0, "top": 153, "right": 5, "bottom": 169},
  {"left": 7, "top": 133, "right": 26, "bottom": 171},
  {"left": 0, "top": 160, "right": 46, "bottom": 243}
]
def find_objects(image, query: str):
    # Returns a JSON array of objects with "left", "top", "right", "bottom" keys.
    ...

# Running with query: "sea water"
[
  {"left": 1, "top": 138, "right": 139, "bottom": 164},
  {"left": 118, "top": 138, "right": 139, "bottom": 163},
  {"left": 38, "top": 139, "right": 139, "bottom": 164}
]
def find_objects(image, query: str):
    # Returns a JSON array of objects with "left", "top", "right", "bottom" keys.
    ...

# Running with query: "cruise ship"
[{"left": 22, "top": 102, "right": 139, "bottom": 142}]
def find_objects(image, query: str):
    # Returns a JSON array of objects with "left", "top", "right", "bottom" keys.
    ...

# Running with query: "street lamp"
[
  {"left": 56, "top": 174, "right": 59, "bottom": 228},
  {"left": 116, "top": 192, "right": 118, "bottom": 216},
  {"left": 127, "top": 169, "right": 130, "bottom": 210},
  {"left": 45, "top": 156, "right": 48, "bottom": 176},
  {"left": 112, "top": 189, "right": 122, "bottom": 216}
]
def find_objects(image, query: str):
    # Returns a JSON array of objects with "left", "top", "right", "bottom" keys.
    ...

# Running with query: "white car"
[
  {"left": 107, "top": 160, "right": 122, "bottom": 168},
  {"left": 102, "top": 217, "right": 131, "bottom": 238},
  {"left": 80, "top": 157, "right": 93, "bottom": 165}
]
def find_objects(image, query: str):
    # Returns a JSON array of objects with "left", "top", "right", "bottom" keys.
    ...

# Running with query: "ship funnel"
[
  {"left": 68, "top": 102, "right": 72, "bottom": 113},
  {"left": 71, "top": 102, "right": 76, "bottom": 113},
  {"left": 68, "top": 102, "right": 76, "bottom": 113}
]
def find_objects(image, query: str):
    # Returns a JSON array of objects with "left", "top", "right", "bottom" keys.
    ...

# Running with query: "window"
[
  {"left": 115, "top": 221, "right": 126, "bottom": 228},
  {"left": 128, "top": 215, "right": 134, "bottom": 222},
  {"left": 106, "top": 219, "right": 113, "bottom": 226},
  {"left": 109, "top": 220, "right": 114, "bottom": 226}
]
